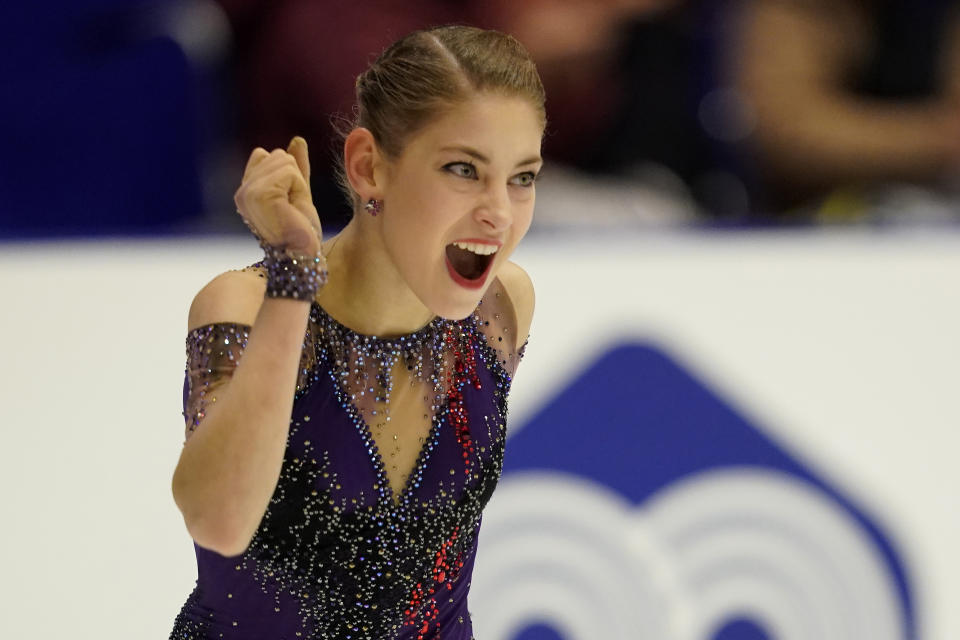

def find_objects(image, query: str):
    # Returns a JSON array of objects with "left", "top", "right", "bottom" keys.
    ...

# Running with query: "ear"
[{"left": 343, "top": 128, "right": 386, "bottom": 200}]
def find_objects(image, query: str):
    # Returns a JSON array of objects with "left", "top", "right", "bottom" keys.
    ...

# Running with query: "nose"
[{"left": 473, "top": 181, "right": 511, "bottom": 232}]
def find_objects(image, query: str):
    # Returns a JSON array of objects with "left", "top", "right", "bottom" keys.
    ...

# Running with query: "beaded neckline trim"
[
  {"left": 302, "top": 302, "right": 485, "bottom": 508},
  {"left": 310, "top": 301, "right": 451, "bottom": 344}
]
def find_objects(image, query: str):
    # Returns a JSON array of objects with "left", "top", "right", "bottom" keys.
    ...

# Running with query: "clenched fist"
[{"left": 234, "top": 136, "right": 323, "bottom": 255}]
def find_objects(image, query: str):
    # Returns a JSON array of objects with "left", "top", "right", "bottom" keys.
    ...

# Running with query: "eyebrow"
[{"left": 440, "top": 145, "right": 542, "bottom": 168}]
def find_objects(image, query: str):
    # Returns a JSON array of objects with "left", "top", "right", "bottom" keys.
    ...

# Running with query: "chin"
[
  {"left": 412, "top": 257, "right": 499, "bottom": 320},
  {"left": 422, "top": 277, "right": 492, "bottom": 321}
]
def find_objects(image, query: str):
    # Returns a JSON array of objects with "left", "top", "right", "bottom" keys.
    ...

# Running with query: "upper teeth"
[{"left": 453, "top": 242, "right": 498, "bottom": 255}]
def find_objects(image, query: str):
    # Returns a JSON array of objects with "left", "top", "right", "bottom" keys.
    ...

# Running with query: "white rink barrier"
[{"left": 0, "top": 229, "right": 956, "bottom": 639}]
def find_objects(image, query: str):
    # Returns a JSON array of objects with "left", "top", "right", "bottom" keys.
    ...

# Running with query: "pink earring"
[{"left": 364, "top": 199, "right": 381, "bottom": 216}]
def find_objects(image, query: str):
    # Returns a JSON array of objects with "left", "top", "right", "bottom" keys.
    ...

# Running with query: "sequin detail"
[
  {"left": 169, "top": 588, "right": 209, "bottom": 639},
  {"left": 183, "top": 323, "right": 250, "bottom": 436},
  {"left": 260, "top": 243, "right": 327, "bottom": 299},
  {"left": 172, "top": 278, "right": 525, "bottom": 639}
]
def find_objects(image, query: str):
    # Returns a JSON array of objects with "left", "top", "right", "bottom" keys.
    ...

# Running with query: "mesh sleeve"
[
  {"left": 474, "top": 277, "right": 528, "bottom": 380},
  {"left": 182, "top": 323, "right": 251, "bottom": 440}
]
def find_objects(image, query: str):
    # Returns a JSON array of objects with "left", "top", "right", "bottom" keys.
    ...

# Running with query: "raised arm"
[{"left": 171, "top": 137, "right": 323, "bottom": 557}]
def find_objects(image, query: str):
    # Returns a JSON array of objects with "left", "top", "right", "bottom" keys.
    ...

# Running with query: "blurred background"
[{"left": 1, "top": 0, "right": 959, "bottom": 638}]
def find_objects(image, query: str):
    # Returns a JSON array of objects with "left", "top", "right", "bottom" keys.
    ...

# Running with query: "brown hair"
[{"left": 336, "top": 25, "right": 546, "bottom": 208}]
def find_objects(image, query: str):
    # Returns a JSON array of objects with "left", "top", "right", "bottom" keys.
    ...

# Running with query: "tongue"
[{"left": 446, "top": 244, "right": 488, "bottom": 280}]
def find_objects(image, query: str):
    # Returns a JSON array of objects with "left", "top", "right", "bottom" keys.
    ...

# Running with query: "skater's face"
[{"left": 378, "top": 93, "right": 543, "bottom": 319}]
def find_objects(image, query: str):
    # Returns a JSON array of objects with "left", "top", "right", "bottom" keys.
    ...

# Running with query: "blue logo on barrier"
[{"left": 472, "top": 343, "right": 915, "bottom": 640}]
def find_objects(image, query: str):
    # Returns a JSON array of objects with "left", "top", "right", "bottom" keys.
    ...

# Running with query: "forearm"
[
  {"left": 734, "top": 0, "right": 960, "bottom": 189},
  {"left": 172, "top": 297, "right": 310, "bottom": 556},
  {"left": 752, "top": 97, "right": 960, "bottom": 186}
]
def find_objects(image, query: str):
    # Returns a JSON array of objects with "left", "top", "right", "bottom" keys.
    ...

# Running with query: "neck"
[{"left": 315, "top": 218, "right": 435, "bottom": 337}]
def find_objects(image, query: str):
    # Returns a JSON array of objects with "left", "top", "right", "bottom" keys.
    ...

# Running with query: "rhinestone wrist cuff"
[{"left": 261, "top": 243, "right": 328, "bottom": 300}]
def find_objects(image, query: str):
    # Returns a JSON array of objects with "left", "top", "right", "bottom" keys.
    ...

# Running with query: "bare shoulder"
[
  {"left": 496, "top": 261, "right": 536, "bottom": 350},
  {"left": 187, "top": 268, "right": 267, "bottom": 332}
]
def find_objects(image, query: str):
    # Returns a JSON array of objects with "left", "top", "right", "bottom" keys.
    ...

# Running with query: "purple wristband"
[{"left": 260, "top": 243, "right": 328, "bottom": 300}]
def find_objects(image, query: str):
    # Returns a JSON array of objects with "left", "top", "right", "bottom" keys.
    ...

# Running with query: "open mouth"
[{"left": 445, "top": 242, "right": 498, "bottom": 288}]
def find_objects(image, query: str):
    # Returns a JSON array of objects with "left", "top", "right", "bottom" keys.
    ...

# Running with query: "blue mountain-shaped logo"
[{"left": 472, "top": 343, "right": 915, "bottom": 640}]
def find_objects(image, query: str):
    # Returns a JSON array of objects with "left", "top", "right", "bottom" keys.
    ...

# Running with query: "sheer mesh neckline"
[
  {"left": 304, "top": 300, "right": 475, "bottom": 507},
  {"left": 310, "top": 300, "right": 450, "bottom": 344}
]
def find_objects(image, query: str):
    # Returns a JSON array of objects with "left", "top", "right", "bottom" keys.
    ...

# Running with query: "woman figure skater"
[{"left": 169, "top": 25, "right": 543, "bottom": 639}]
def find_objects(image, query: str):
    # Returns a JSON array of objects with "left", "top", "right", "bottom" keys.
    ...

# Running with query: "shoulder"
[
  {"left": 495, "top": 261, "right": 535, "bottom": 350},
  {"left": 187, "top": 267, "right": 267, "bottom": 332}
]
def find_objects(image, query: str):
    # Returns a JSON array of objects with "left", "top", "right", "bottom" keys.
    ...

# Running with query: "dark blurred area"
[
  {"left": 0, "top": 1, "right": 208, "bottom": 237},
  {"left": 2, "top": 0, "right": 959, "bottom": 239}
]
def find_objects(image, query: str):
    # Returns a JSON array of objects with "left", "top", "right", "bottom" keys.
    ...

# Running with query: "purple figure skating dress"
[{"left": 170, "top": 276, "right": 525, "bottom": 640}]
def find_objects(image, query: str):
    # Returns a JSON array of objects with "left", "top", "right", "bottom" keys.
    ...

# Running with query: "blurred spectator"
[
  {"left": 98, "top": 0, "right": 958, "bottom": 230},
  {"left": 9, "top": 0, "right": 956, "bottom": 236},
  {"left": 213, "top": 0, "right": 682, "bottom": 230},
  {"left": 724, "top": 0, "right": 960, "bottom": 223},
  {"left": 535, "top": 1, "right": 731, "bottom": 222}
]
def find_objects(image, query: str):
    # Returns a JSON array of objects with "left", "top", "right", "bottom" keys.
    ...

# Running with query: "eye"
[
  {"left": 444, "top": 162, "right": 478, "bottom": 179},
  {"left": 510, "top": 171, "right": 538, "bottom": 188}
]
